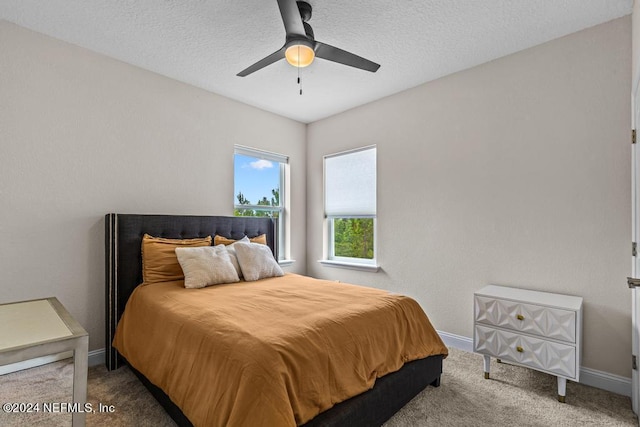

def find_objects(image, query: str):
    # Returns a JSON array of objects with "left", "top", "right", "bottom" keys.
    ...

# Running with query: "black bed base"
[{"left": 127, "top": 354, "right": 443, "bottom": 427}]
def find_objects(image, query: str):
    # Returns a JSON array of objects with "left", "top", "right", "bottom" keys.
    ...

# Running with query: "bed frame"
[{"left": 105, "top": 213, "right": 443, "bottom": 426}]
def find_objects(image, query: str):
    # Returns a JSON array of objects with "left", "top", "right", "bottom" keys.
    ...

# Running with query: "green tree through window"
[
  {"left": 333, "top": 218, "right": 374, "bottom": 259},
  {"left": 234, "top": 189, "right": 280, "bottom": 219}
]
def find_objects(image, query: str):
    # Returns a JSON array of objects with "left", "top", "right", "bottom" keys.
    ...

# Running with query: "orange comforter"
[{"left": 113, "top": 273, "right": 447, "bottom": 426}]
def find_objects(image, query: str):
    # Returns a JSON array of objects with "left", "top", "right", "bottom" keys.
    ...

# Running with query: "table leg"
[
  {"left": 557, "top": 377, "right": 567, "bottom": 403},
  {"left": 483, "top": 355, "right": 491, "bottom": 379},
  {"left": 72, "top": 335, "right": 89, "bottom": 427}
]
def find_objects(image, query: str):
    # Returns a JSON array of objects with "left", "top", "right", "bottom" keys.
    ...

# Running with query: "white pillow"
[
  {"left": 234, "top": 242, "right": 284, "bottom": 282},
  {"left": 226, "top": 236, "right": 250, "bottom": 278},
  {"left": 175, "top": 245, "right": 240, "bottom": 289}
]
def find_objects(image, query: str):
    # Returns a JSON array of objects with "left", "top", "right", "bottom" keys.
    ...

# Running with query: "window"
[
  {"left": 234, "top": 146, "right": 289, "bottom": 260},
  {"left": 323, "top": 146, "right": 377, "bottom": 270}
]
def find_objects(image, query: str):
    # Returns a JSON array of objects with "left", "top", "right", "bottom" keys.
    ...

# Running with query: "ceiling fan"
[{"left": 237, "top": 0, "right": 380, "bottom": 77}]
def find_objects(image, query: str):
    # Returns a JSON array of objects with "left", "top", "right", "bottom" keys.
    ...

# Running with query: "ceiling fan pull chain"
[{"left": 297, "top": 58, "right": 303, "bottom": 95}]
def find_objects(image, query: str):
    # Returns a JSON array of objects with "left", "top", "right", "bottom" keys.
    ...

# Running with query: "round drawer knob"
[
  {"left": 516, "top": 346, "right": 524, "bottom": 353},
  {"left": 516, "top": 314, "right": 525, "bottom": 321}
]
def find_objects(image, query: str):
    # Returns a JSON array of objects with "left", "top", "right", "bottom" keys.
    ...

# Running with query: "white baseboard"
[
  {"left": 580, "top": 366, "right": 632, "bottom": 397},
  {"left": 438, "top": 330, "right": 474, "bottom": 353},
  {"left": 88, "top": 348, "right": 105, "bottom": 367},
  {"left": 0, "top": 348, "right": 105, "bottom": 375},
  {"left": 0, "top": 351, "right": 73, "bottom": 375},
  {"left": 437, "top": 330, "right": 632, "bottom": 397}
]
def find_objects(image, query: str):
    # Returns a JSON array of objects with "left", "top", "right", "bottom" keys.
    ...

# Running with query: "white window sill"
[
  {"left": 318, "top": 260, "right": 380, "bottom": 272},
  {"left": 278, "top": 259, "right": 296, "bottom": 267}
]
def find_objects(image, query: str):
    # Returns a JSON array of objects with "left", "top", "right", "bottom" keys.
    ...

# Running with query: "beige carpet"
[{"left": 0, "top": 348, "right": 635, "bottom": 426}]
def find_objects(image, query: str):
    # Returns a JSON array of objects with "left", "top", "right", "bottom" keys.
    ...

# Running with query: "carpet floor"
[{"left": 0, "top": 348, "right": 636, "bottom": 426}]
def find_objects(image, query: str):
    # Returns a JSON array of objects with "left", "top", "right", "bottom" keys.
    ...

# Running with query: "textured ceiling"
[{"left": 0, "top": 0, "right": 633, "bottom": 123}]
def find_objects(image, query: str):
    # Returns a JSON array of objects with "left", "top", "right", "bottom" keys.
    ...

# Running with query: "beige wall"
[
  {"left": 0, "top": 21, "right": 307, "bottom": 352},
  {"left": 307, "top": 17, "right": 632, "bottom": 377},
  {"left": 634, "top": 0, "right": 640, "bottom": 90}
]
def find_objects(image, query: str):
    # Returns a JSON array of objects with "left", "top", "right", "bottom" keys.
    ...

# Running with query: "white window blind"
[{"left": 324, "top": 146, "right": 376, "bottom": 217}]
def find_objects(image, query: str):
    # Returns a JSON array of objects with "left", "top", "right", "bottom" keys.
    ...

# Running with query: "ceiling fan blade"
[
  {"left": 237, "top": 47, "right": 286, "bottom": 77},
  {"left": 277, "top": 0, "right": 306, "bottom": 37},
  {"left": 314, "top": 41, "right": 380, "bottom": 72}
]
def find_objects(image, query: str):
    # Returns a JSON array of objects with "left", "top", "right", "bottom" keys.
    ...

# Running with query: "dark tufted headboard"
[{"left": 104, "top": 213, "right": 276, "bottom": 370}]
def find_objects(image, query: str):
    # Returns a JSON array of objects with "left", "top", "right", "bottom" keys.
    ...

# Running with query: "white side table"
[
  {"left": 474, "top": 285, "right": 582, "bottom": 403},
  {"left": 0, "top": 297, "right": 88, "bottom": 426}
]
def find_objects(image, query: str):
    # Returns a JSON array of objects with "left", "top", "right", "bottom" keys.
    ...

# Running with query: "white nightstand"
[{"left": 473, "top": 285, "right": 582, "bottom": 403}]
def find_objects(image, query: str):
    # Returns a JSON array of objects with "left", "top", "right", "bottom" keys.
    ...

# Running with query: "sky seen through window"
[{"left": 234, "top": 154, "right": 280, "bottom": 205}]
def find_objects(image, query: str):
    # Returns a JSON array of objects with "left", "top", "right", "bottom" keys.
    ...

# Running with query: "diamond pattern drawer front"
[
  {"left": 474, "top": 325, "right": 576, "bottom": 379},
  {"left": 475, "top": 295, "right": 576, "bottom": 343}
]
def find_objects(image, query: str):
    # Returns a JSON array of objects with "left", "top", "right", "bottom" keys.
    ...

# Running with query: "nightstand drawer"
[
  {"left": 475, "top": 295, "right": 576, "bottom": 343},
  {"left": 474, "top": 325, "right": 576, "bottom": 379}
]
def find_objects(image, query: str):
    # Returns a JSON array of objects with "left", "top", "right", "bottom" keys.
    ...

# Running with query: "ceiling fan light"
[{"left": 285, "top": 44, "right": 315, "bottom": 68}]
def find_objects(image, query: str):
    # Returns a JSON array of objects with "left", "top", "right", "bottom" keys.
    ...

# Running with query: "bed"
[{"left": 105, "top": 213, "right": 447, "bottom": 426}]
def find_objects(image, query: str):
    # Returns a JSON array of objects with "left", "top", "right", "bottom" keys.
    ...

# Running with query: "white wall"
[
  {"left": 307, "top": 17, "right": 632, "bottom": 378},
  {"left": 634, "top": 0, "right": 640, "bottom": 91},
  {"left": 0, "top": 20, "right": 307, "bottom": 352}
]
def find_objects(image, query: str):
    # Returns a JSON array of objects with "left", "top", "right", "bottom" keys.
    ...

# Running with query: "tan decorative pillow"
[
  {"left": 214, "top": 234, "right": 267, "bottom": 246},
  {"left": 141, "top": 234, "right": 212, "bottom": 285},
  {"left": 175, "top": 245, "right": 240, "bottom": 289},
  {"left": 234, "top": 242, "right": 284, "bottom": 282}
]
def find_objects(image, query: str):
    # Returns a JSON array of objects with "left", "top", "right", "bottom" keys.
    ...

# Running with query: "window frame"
[
  {"left": 321, "top": 146, "right": 379, "bottom": 271},
  {"left": 233, "top": 145, "right": 289, "bottom": 262}
]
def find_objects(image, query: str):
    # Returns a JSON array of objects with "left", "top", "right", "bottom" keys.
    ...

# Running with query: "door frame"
[{"left": 631, "top": 76, "right": 640, "bottom": 415}]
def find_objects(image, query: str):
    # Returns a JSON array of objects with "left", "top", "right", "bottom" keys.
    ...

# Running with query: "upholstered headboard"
[{"left": 104, "top": 213, "right": 276, "bottom": 370}]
